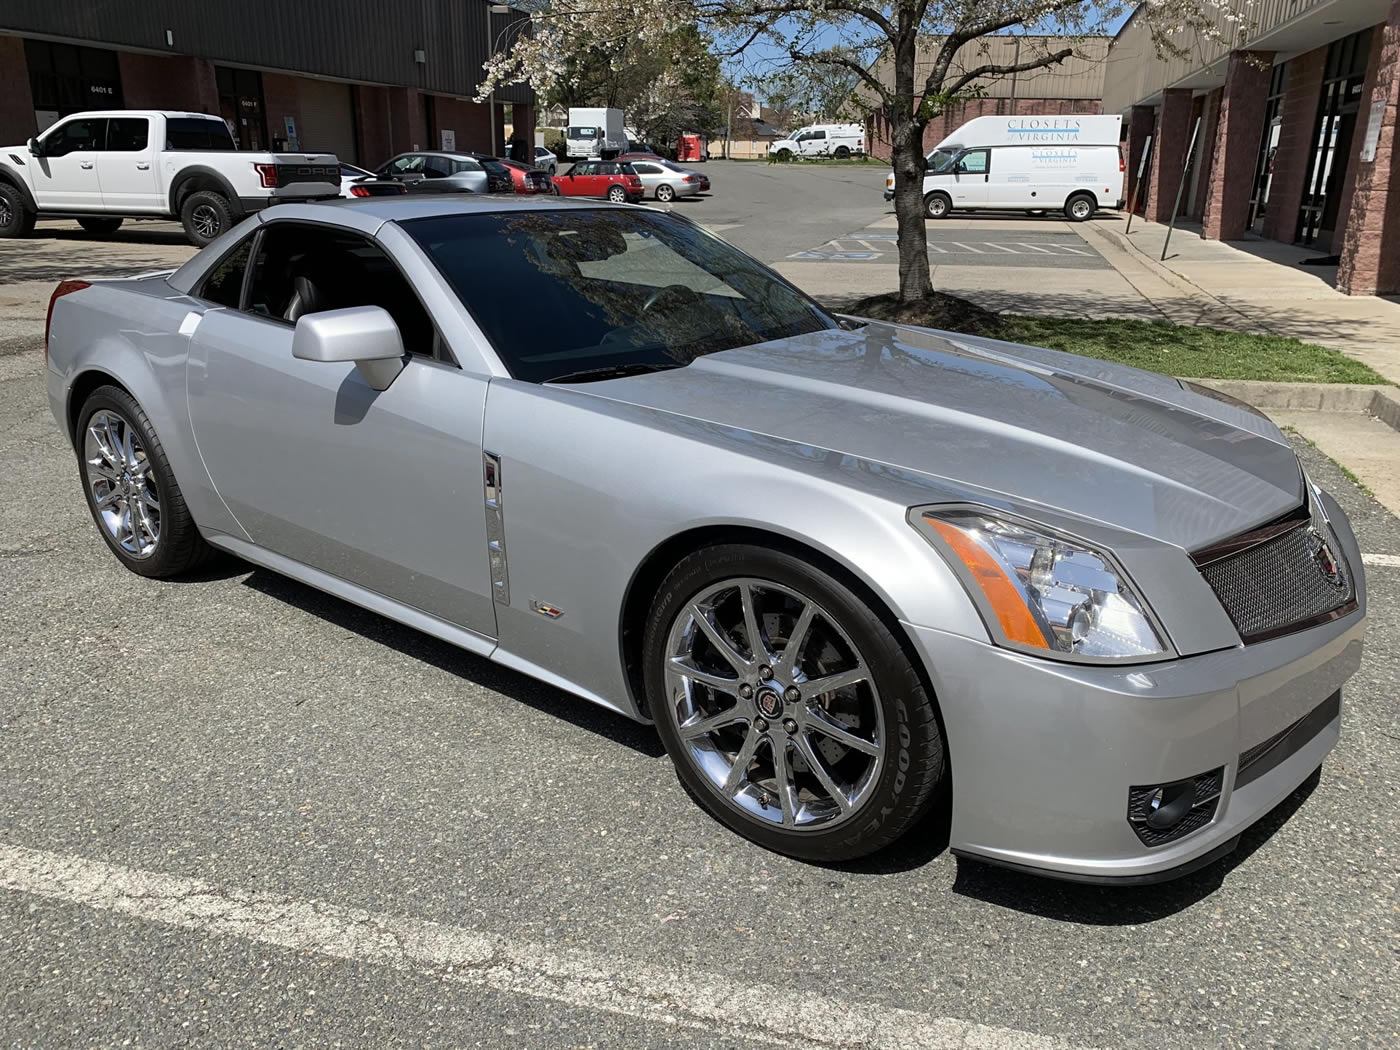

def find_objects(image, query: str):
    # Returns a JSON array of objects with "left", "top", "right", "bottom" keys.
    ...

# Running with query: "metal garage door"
[{"left": 297, "top": 78, "right": 358, "bottom": 162}]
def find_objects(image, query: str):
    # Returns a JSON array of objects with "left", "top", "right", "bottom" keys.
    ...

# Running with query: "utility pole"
[{"left": 725, "top": 88, "right": 735, "bottom": 160}]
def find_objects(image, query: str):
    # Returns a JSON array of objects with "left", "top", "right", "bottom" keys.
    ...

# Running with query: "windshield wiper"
[{"left": 544, "top": 362, "right": 685, "bottom": 384}]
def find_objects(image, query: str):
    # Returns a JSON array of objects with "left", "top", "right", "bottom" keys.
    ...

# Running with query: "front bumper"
[{"left": 905, "top": 605, "right": 1364, "bottom": 882}]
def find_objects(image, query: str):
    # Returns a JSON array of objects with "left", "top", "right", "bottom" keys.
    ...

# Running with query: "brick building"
[
  {"left": 0, "top": 0, "right": 534, "bottom": 167},
  {"left": 1105, "top": 0, "right": 1400, "bottom": 296},
  {"left": 864, "top": 36, "right": 1109, "bottom": 161}
]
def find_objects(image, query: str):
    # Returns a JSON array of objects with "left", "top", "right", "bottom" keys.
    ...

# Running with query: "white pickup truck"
[{"left": 0, "top": 110, "right": 340, "bottom": 246}]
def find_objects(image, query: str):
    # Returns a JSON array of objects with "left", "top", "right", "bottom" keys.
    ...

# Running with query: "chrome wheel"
[
  {"left": 191, "top": 204, "right": 220, "bottom": 240},
  {"left": 663, "top": 578, "right": 885, "bottom": 830},
  {"left": 657, "top": 184, "right": 675, "bottom": 202},
  {"left": 1069, "top": 197, "right": 1094, "bottom": 220},
  {"left": 84, "top": 410, "right": 160, "bottom": 558}
]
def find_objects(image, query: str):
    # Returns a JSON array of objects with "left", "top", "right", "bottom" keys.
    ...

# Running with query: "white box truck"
[
  {"left": 883, "top": 114, "right": 1123, "bottom": 222},
  {"left": 566, "top": 108, "right": 627, "bottom": 159}
]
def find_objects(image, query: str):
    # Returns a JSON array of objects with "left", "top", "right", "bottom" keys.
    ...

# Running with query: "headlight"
[{"left": 912, "top": 507, "right": 1172, "bottom": 662}]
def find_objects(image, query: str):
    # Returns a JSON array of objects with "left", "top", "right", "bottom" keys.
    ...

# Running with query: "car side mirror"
[
  {"left": 27, "top": 137, "right": 41, "bottom": 157},
  {"left": 291, "top": 306, "right": 406, "bottom": 391}
]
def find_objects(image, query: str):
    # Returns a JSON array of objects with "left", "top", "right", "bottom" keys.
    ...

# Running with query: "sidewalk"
[{"left": 1087, "top": 217, "right": 1400, "bottom": 385}]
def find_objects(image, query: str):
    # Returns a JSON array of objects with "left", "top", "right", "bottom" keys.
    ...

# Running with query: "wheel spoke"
[
  {"left": 770, "top": 738, "right": 797, "bottom": 826},
  {"left": 95, "top": 487, "right": 123, "bottom": 510},
  {"left": 801, "top": 665, "right": 868, "bottom": 698},
  {"left": 738, "top": 582, "right": 771, "bottom": 665},
  {"left": 128, "top": 502, "right": 146, "bottom": 547},
  {"left": 138, "top": 489, "right": 160, "bottom": 511},
  {"left": 776, "top": 601, "right": 815, "bottom": 678},
  {"left": 90, "top": 418, "right": 119, "bottom": 468},
  {"left": 721, "top": 729, "right": 762, "bottom": 795},
  {"left": 805, "top": 705, "right": 879, "bottom": 756},
  {"left": 668, "top": 657, "right": 740, "bottom": 693},
  {"left": 794, "top": 731, "right": 851, "bottom": 813},
  {"left": 120, "top": 421, "right": 139, "bottom": 468},
  {"left": 678, "top": 704, "right": 749, "bottom": 740},
  {"left": 690, "top": 603, "right": 750, "bottom": 674},
  {"left": 87, "top": 459, "right": 120, "bottom": 482}
]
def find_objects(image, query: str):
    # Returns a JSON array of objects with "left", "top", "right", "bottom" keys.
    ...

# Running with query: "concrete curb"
[{"left": 1185, "top": 378, "right": 1400, "bottom": 429}]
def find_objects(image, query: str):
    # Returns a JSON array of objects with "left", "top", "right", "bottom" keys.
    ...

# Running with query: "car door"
[
  {"left": 183, "top": 219, "right": 498, "bottom": 639},
  {"left": 31, "top": 117, "right": 106, "bottom": 210},
  {"left": 96, "top": 116, "right": 163, "bottom": 212},
  {"left": 630, "top": 161, "right": 661, "bottom": 194},
  {"left": 950, "top": 148, "right": 991, "bottom": 208},
  {"left": 562, "top": 161, "right": 597, "bottom": 196},
  {"left": 380, "top": 153, "right": 430, "bottom": 192}
]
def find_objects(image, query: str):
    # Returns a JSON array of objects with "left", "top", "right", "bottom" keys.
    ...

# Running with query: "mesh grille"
[
  {"left": 1132, "top": 804, "right": 1216, "bottom": 848},
  {"left": 1126, "top": 768, "right": 1223, "bottom": 847},
  {"left": 1197, "top": 514, "right": 1354, "bottom": 642}
]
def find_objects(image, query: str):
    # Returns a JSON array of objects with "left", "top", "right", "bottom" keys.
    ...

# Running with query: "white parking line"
[
  {"left": 982, "top": 243, "right": 1021, "bottom": 253},
  {"left": 1054, "top": 245, "right": 1092, "bottom": 255},
  {"left": 0, "top": 842, "right": 1087, "bottom": 1050},
  {"left": 1014, "top": 242, "right": 1055, "bottom": 254},
  {"left": 856, "top": 239, "right": 881, "bottom": 251},
  {"left": 1362, "top": 552, "right": 1400, "bottom": 567},
  {"left": 949, "top": 242, "right": 985, "bottom": 253},
  {"left": 928, "top": 243, "right": 948, "bottom": 253}
]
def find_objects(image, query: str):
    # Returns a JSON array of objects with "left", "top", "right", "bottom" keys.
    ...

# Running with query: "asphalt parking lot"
[{"left": 3, "top": 165, "right": 1399, "bottom": 1049}]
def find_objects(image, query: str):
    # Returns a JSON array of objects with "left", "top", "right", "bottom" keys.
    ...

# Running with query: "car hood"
[{"left": 573, "top": 322, "right": 1303, "bottom": 551}]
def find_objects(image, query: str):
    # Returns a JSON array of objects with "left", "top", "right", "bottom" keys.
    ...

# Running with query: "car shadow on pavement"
[
  {"left": 30, "top": 226, "right": 191, "bottom": 246},
  {"left": 239, "top": 566, "right": 667, "bottom": 758},
  {"left": 948, "top": 768, "right": 1321, "bottom": 923}
]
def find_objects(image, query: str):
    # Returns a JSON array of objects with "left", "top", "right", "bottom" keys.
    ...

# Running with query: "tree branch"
[
  {"left": 789, "top": 47, "right": 892, "bottom": 108},
  {"left": 943, "top": 46, "right": 1074, "bottom": 99}
]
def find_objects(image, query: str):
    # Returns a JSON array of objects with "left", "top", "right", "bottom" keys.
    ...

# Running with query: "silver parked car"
[
  {"left": 625, "top": 158, "right": 703, "bottom": 202},
  {"left": 375, "top": 152, "right": 513, "bottom": 194},
  {"left": 534, "top": 146, "right": 559, "bottom": 174},
  {"left": 45, "top": 197, "right": 1364, "bottom": 881}
]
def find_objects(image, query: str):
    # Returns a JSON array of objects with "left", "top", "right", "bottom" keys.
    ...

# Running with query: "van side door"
[{"left": 950, "top": 149, "right": 990, "bottom": 208}]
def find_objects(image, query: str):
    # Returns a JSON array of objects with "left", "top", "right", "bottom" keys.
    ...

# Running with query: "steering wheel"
[{"left": 641, "top": 284, "right": 701, "bottom": 314}]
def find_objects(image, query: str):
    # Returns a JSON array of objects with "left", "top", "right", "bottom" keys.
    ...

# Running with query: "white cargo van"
[{"left": 882, "top": 115, "right": 1123, "bottom": 221}]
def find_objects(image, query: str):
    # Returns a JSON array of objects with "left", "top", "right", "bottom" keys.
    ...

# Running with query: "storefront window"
[
  {"left": 216, "top": 66, "right": 268, "bottom": 151},
  {"left": 1297, "top": 29, "right": 1373, "bottom": 251},
  {"left": 1247, "top": 62, "right": 1288, "bottom": 234},
  {"left": 24, "top": 40, "right": 123, "bottom": 133}
]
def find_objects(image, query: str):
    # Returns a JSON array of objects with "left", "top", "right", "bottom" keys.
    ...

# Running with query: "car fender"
[
  {"left": 0, "top": 158, "right": 37, "bottom": 208},
  {"left": 482, "top": 379, "right": 987, "bottom": 720},
  {"left": 48, "top": 283, "right": 247, "bottom": 540},
  {"left": 168, "top": 165, "right": 245, "bottom": 217}
]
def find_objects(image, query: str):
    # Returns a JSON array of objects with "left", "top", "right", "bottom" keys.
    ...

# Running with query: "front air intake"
[{"left": 1127, "top": 768, "right": 1223, "bottom": 847}]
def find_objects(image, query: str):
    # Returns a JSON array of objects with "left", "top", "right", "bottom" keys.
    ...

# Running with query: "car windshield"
[
  {"left": 568, "top": 127, "right": 598, "bottom": 138},
  {"left": 166, "top": 117, "right": 236, "bottom": 150},
  {"left": 403, "top": 208, "right": 837, "bottom": 384}
]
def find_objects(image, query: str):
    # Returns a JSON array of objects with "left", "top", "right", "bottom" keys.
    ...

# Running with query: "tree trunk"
[{"left": 889, "top": 25, "right": 931, "bottom": 303}]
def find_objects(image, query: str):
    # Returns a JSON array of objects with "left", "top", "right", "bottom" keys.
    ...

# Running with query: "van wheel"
[
  {"left": 78, "top": 217, "right": 124, "bottom": 236},
  {"left": 834, "top": 146, "right": 851, "bottom": 160},
  {"left": 180, "top": 190, "right": 232, "bottom": 247},
  {"left": 1064, "top": 193, "right": 1096, "bottom": 222},
  {"left": 0, "top": 183, "right": 36, "bottom": 238},
  {"left": 924, "top": 193, "right": 951, "bottom": 219}
]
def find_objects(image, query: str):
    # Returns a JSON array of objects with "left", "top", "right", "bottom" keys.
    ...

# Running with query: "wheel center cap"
[{"left": 755, "top": 687, "right": 783, "bottom": 721}]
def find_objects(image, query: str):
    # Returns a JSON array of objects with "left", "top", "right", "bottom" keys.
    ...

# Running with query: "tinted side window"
[
  {"left": 43, "top": 119, "right": 106, "bottom": 157},
  {"left": 632, "top": 163, "right": 659, "bottom": 174},
  {"left": 245, "top": 223, "right": 440, "bottom": 357},
  {"left": 422, "top": 157, "right": 452, "bottom": 178},
  {"left": 198, "top": 239, "right": 253, "bottom": 308},
  {"left": 106, "top": 118, "right": 149, "bottom": 152}
]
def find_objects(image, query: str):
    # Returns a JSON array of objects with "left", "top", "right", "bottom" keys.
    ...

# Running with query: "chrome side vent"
[{"left": 483, "top": 451, "right": 509, "bottom": 605}]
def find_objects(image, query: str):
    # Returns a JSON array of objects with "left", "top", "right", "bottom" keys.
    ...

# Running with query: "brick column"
[
  {"left": 0, "top": 35, "right": 36, "bottom": 144},
  {"left": 1338, "top": 1, "right": 1400, "bottom": 295},
  {"left": 1190, "top": 88, "right": 1222, "bottom": 220},
  {"left": 1201, "top": 50, "right": 1274, "bottom": 239},
  {"left": 1124, "top": 104, "right": 1155, "bottom": 210},
  {"left": 1146, "top": 88, "right": 1193, "bottom": 223}
]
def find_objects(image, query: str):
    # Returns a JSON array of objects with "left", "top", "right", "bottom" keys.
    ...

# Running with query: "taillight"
[
  {"left": 45, "top": 280, "right": 91, "bottom": 361},
  {"left": 1119, "top": 149, "right": 1125, "bottom": 173},
  {"left": 254, "top": 162, "right": 278, "bottom": 188},
  {"left": 684, "top": 175, "right": 698, "bottom": 182},
  {"left": 350, "top": 184, "right": 371, "bottom": 197}
]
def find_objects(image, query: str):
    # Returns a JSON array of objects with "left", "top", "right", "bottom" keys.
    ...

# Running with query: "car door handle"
[
  {"left": 80, "top": 161, "right": 94, "bottom": 169},
  {"left": 136, "top": 162, "right": 150, "bottom": 170}
]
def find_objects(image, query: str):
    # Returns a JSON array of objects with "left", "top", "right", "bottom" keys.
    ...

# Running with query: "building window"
[
  {"left": 1247, "top": 61, "right": 1288, "bottom": 234},
  {"left": 217, "top": 66, "right": 268, "bottom": 151},
  {"left": 24, "top": 40, "right": 123, "bottom": 133},
  {"left": 1296, "top": 29, "right": 1373, "bottom": 250}
]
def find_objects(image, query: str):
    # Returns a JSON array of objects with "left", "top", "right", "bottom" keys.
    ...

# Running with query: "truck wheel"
[
  {"left": 776, "top": 148, "right": 792, "bottom": 163},
  {"left": 181, "top": 190, "right": 232, "bottom": 247},
  {"left": 924, "top": 193, "right": 951, "bottom": 219},
  {"left": 0, "top": 183, "right": 36, "bottom": 239},
  {"left": 834, "top": 146, "right": 851, "bottom": 159},
  {"left": 77, "top": 217, "right": 124, "bottom": 237},
  {"left": 1064, "top": 193, "right": 1096, "bottom": 222}
]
